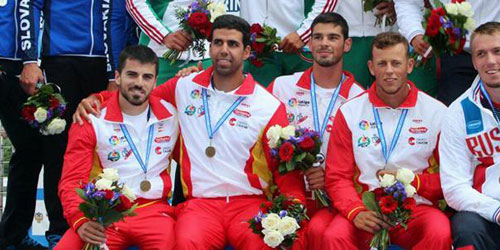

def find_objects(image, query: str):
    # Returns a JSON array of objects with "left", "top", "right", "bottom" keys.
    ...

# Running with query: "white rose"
[
  {"left": 464, "top": 18, "right": 476, "bottom": 31},
  {"left": 99, "top": 168, "right": 119, "bottom": 182},
  {"left": 445, "top": 3, "right": 458, "bottom": 15},
  {"left": 405, "top": 184, "right": 417, "bottom": 198},
  {"left": 277, "top": 216, "right": 300, "bottom": 236},
  {"left": 121, "top": 184, "right": 136, "bottom": 202},
  {"left": 457, "top": 2, "right": 474, "bottom": 17},
  {"left": 95, "top": 178, "right": 113, "bottom": 190},
  {"left": 34, "top": 107, "right": 48, "bottom": 123},
  {"left": 207, "top": 2, "right": 226, "bottom": 22},
  {"left": 379, "top": 174, "right": 396, "bottom": 188},
  {"left": 262, "top": 229, "right": 284, "bottom": 248},
  {"left": 266, "top": 125, "right": 282, "bottom": 148},
  {"left": 396, "top": 168, "right": 415, "bottom": 185},
  {"left": 46, "top": 118, "right": 66, "bottom": 135},
  {"left": 280, "top": 125, "right": 295, "bottom": 140},
  {"left": 261, "top": 213, "right": 281, "bottom": 231}
]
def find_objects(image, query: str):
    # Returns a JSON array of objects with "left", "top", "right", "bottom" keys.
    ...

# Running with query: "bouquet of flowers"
[
  {"left": 362, "top": 168, "right": 417, "bottom": 250},
  {"left": 163, "top": 0, "right": 226, "bottom": 65},
  {"left": 248, "top": 23, "right": 281, "bottom": 67},
  {"left": 76, "top": 168, "right": 137, "bottom": 250},
  {"left": 362, "top": 0, "right": 395, "bottom": 28},
  {"left": 21, "top": 83, "right": 67, "bottom": 135},
  {"left": 419, "top": 0, "right": 475, "bottom": 61},
  {"left": 248, "top": 194, "right": 308, "bottom": 249},
  {"left": 266, "top": 125, "right": 329, "bottom": 207}
]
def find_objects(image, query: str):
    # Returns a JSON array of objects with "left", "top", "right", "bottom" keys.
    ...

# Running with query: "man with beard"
[
  {"left": 74, "top": 15, "right": 306, "bottom": 250},
  {"left": 322, "top": 32, "right": 451, "bottom": 249},
  {"left": 267, "top": 12, "right": 364, "bottom": 250},
  {"left": 55, "top": 45, "right": 178, "bottom": 250},
  {"left": 440, "top": 22, "right": 500, "bottom": 250}
]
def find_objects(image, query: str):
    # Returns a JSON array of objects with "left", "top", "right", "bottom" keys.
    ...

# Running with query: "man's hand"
[
  {"left": 376, "top": 169, "right": 397, "bottom": 179},
  {"left": 19, "top": 63, "right": 44, "bottom": 95},
  {"left": 304, "top": 167, "right": 325, "bottom": 190},
  {"left": 411, "top": 35, "right": 431, "bottom": 57},
  {"left": 107, "top": 80, "right": 118, "bottom": 91},
  {"left": 77, "top": 221, "right": 106, "bottom": 245},
  {"left": 375, "top": 2, "right": 396, "bottom": 25},
  {"left": 175, "top": 61, "right": 202, "bottom": 77},
  {"left": 163, "top": 30, "right": 193, "bottom": 51},
  {"left": 353, "top": 211, "right": 391, "bottom": 234},
  {"left": 279, "top": 32, "right": 305, "bottom": 54},
  {"left": 73, "top": 95, "right": 102, "bottom": 125}
]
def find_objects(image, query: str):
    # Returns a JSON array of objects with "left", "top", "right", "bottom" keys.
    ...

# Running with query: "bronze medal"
[
  {"left": 140, "top": 179, "right": 151, "bottom": 192},
  {"left": 205, "top": 146, "right": 216, "bottom": 158}
]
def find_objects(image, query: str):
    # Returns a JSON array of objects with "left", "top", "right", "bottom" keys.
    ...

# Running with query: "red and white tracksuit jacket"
[
  {"left": 240, "top": 0, "right": 338, "bottom": 44},
  {"left": 440, "top": 76, "right": 500, "bottom": 225},
  {"left": 58, "top": 91, "right": 179, "bottom": 231},
  {"left": 326, "top": 81, "right": 446, "bottom": 222}
]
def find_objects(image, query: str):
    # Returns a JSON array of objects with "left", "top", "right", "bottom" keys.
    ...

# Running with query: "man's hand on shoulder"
[{"left": 73, "top": 95, "right": 102, "bottom": 125}]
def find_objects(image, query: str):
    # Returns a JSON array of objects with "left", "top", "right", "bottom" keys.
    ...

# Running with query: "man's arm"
[
  {"left": 295, "top": 0, "right": 338, "bottom": 44},
  {"left": 440, "top": 109, "right": 500, "bottom": 225},
  {"left": 394, "top": 0, "right": 430, "bottom": 56}
]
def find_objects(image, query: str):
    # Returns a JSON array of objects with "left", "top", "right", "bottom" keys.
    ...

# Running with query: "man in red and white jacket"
[
  {"left": 440, "top": 22, "right": 500, "bottom": 250},
  {"left": 323, "top": 32, "right": 451, "bottom": 249},
  {"left": 268, "top": 12, "right": 363, "bottom": 250},
  {"left": 76, "top": 15, "right": 306, "bottom": 250},
  {"left": 56, "top": 45, "right": 178, "bottom": 250}
]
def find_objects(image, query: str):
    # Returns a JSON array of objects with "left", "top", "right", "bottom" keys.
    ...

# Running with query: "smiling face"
[
  {"left": 116, "top": 58, "right": 156, "bottom": 106},
  {"left": 471, "top": 32, "right": 500, "bottom": 88},
  {"left": 309, "top": 23, "right": 351, "bottom": 67},
  {"left": 209, "top": 28, "right": 251, "bottom": 77},
  {"left": 368, "top": 43, "right": 414, "bottom": 97}
]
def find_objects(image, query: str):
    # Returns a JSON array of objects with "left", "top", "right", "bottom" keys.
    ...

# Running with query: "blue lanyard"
[
  {"left": 120, "top": 122, "right": 154, "bottom": 175},
  {"left": 372, "top": 107, "right": 408, "bottom": 164},
  {"left": 202, "top": 88, "right": 245, "bottom": 140},
  {"left": 479, "top": 80, "right": 500, "bottom": 124},
  {"left": 310, "top": 73, "right": 345, "bottom": 137}
]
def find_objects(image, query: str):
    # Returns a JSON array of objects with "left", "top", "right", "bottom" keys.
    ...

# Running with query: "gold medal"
[
  {"left": 205, "top": 146, "right": 216, "bottom": 158},
  {"left": 140, "top": 179, "right": 151, "bottom": 192}
]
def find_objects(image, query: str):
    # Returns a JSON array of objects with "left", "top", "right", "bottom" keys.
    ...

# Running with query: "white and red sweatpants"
[{"left": 55, "top": 200, "right": 175, "bottom": 250}]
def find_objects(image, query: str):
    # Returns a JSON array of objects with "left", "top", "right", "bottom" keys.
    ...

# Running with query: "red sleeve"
[
  {"left": 325, "top": 111, "right": 366, "bottom": 221},
  {"left": 263, "top": 103, "right": 306, "bottom": 203},
  {"left": 266, "top": 80, "right": 276, "bottom": 93},
  {"left": 411, "top": 133, "right": 444, "bottom": 203},
  {"left": 58, "top": 121, "right": 97, "bottom": 230}
]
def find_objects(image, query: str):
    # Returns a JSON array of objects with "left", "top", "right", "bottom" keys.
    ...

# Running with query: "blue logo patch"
[{"left": 107, "top": 151, "right": 120, "bottom": 162}]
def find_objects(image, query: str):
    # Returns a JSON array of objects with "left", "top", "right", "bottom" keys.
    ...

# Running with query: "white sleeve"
[
  {"left": 125, "top": 0, "right": 171, "bottom": 45},
  {"left": 296, "top": 0, "right": 338, "bottom": 43},
  {"left": 394, "top": 0, "right": 425, "bottom": 43},
  {"left": 439, "top": 107, "right": 500, "bottom": 225}
]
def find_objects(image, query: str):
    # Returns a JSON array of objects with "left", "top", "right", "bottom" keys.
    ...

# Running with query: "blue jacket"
[{"left": 0, "top": 0, "right": 22, "bottom": 60}]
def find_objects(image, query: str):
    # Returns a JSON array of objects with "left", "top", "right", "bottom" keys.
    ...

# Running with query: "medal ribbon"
[
  {"left": 120, "top": 119, "right": 154, "bottom": 175},
  {"left": 310, "top": 73, "right": 345, "bottom": 137},
  {"left": 372, "top": 107, "right": 408, "bottom": 164},
  {"left": 202, "top": 88, "right": 246, "bottom": 140},
  {"left": 479, "top": 80, "right": 500, "bottom": 124}
]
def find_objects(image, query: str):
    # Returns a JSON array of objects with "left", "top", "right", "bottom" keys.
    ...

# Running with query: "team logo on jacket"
[
  {"left": 198, "top": 105, "right": 205, "bottom": 117},
  {"left": 184, "top": 105, "right": 196, "bottom": 116},
  {"left": 297, "top": 114, "right": 308, "bottom": 124},
  {"left": 121, "top": 148, "right": 132, "bottom": 160},
  {"left": 372, "top": 134, "right": 381, "bottom": 146},
  {"left": 155, "top": 136, "right": 171, "bottom": 143},
  {"left": 109, "top": 135, "right": 120, "bottom": 146},
  {"left": 409, "top": 127, "right": 428, "bottom": 134},
  {"left": 107, "top": 151, "right": 120, "bottom": 162},
  {"left": 233, "top": 109, "right": 251, "bottom": 118},
  {"left": 228, "top": 117, "right": 249, "bottom": 129},
  {"left": 287, "top": 113, "right": 295, "bottom": 123},
  {"left": 288, "top": 98, "right": 298, "bottom": 107},
  {"left": 408, "top": 137, "right": 416, "bottom": 146},
  {"left": 357, "top": 136, "right": 371, "bottom": 148},
  {"left": 191, "top": 89, "right": 201, "bottom": 99},
  {"left": 155, "top": 146, "right": 162, "bottom": 155},
  {"left": 359, "top": 120, "right": 370, "bottom": 130}
]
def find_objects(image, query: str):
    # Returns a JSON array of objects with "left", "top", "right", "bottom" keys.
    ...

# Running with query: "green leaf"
[
  {"left": 285, "top": 160, "right": 295, "bottom": 172},
  {"left": 101, "top": 209, "right": 124, "bottom": 226},
  {"left": 362, "top": 191, "right": 379, "bottom": 212},
  {"left": 278, "top": 163, "right": 287, "bottom": 174},
  {"left": 294, "top": 152, "right": 307, "bottom": 162},
  {"left": 255, "top": 37, "right": 267, "bottom": 43},
  {"left": 75, "top": 188, "right": 88, "bottom": 201}
]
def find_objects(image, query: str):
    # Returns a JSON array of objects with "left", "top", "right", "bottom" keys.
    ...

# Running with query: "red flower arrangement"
[{"left": 249, "top": 23, "right": 281, "bottom": 67}]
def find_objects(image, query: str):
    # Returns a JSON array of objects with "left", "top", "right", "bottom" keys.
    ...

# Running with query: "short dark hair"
[
  {"left": 311, "top": 12, "right": 349, "bottom": 39},
  {"left": 371, "top": 32, "right": 410, "bottom": 58},
  {"left": 118, "top": 45, "right": 158, "bottom": 75},
  {"left": 471, "top": 21, "right": 500, "bottom": 44},
  {"left": 210, "top": 14, "right": 251, "bottom": 47}
]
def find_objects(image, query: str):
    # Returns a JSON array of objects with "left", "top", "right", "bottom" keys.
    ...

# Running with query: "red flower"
[
  {"left": 260, "top": 201, "right": 273, "bottom": 213},
  {"left": 252, "top": 41, "right": 266, "bottom": 54},
  {"left": 403, "top": 197, "right": 416, "bottom": 211},
  {"left": 250, "top": 23, "right": 263, "bottom": 35},
  {"left": 433, "top": 7, "right": 446, "bottom": 16},
  {"left": 425, "top": 12, "right": 442, "bottom": 37},
  {"left": 188, "top": 12, "right": 210, "bottom": 31},
  {"left": 49, "top": 96, "right": 60, "bottom": 109},
  {"left": 21, "top": 105, "right": 36, "bottom": 121},
  {"left": 116, "top": 195, "right": 133, "bottom": 211},
  {"left": 451, "top": 0, "right": 464, "bottom": 3},
  {"left": 251, "top": 59, "right": 264, "bottom": 67},
  {"left": 379, "top": 196, "right": 398, "bottom": 214},
  {"left": 278, "top": 142, "right": 294, "bottom": 162},
  {"left": 104, "top": 190, "right": 114, "bottom": 200},
  {"left": 298, "top": 137, "right": 315, "bottom": 152},
  {"left": 198, "top": 22, "right": 212, "bottom": 38},
  {"left": 373, "top": 187, "right": 385, "bottom": 202}
]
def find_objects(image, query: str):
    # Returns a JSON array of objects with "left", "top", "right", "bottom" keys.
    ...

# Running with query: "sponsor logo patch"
[
  {"left": 233, "top": 109, "right": 251, "bottom": 118},
  {"left": 108, "top": 135, "right": 120, "bottom": 146},
  {"left": 409, "top": 127, "right": 428, "bottom": 134},
  {"left": 107, "top": 151, "right": 120, "bottom": 162},
  {"left": 359, "top": 120, "right": 370, "bottom": 130},
  {"left": 155, "top": 146, "right": 162, "bottom": 155},
  {"left": 184, "top": 105, "right": 196, "bottom": 116},
  {"left": 287, "top": 113, "right": 295, "bottom": 123},
  {"left": 155, "top": 136, "right": 171, "bottom": 143},
  {"left": 121, "top": 148, "right": 132, "bottom": 160},
  {"left": 190, "top": 89, "right": 201, "bottom": 99},
  {"left": 357, "top": 136, "right": 371, "bottom": 148},
  {"left": 288, "top": 98, "right": 298, "bottom": 107},
  {"left": 198, "top": 105, "right": 205, "bottom": 117}
]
